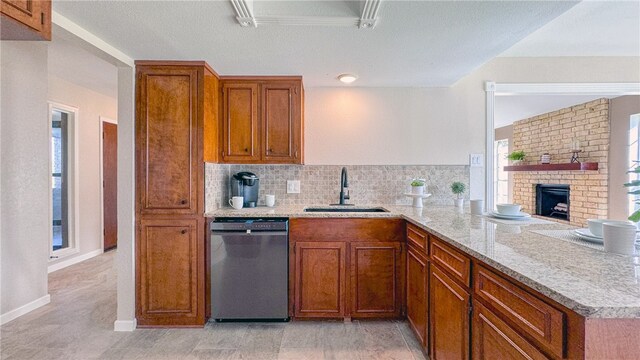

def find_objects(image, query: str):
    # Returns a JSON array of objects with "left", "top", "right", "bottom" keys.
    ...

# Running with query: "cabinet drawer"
[
  {"left": 430, "top": 237, "right": 471, "bottom": 287},
  {"left": 474, "top": 265, "right": 565, "bottom": 359},
  {"left": 407, "top": 223, "right": 428, "bottom": 253}
]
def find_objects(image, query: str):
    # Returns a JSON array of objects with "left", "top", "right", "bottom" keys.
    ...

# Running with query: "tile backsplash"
[{"left": 206, "top": 164, "right": 470, "bottom": 212}]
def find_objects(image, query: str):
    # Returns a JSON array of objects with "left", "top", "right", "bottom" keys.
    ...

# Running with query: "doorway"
[{"left": 101, "top": 118, "right": 118, "bottom": 251}]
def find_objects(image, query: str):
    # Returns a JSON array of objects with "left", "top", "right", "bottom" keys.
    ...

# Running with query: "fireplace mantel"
[{"left": 504, "top": 162, "right": 599, "bottom": 172}]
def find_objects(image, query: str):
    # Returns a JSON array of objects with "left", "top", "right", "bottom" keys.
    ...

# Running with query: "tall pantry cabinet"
[{"left": 135, "top": 61, "right": 218, "bottom": 326}]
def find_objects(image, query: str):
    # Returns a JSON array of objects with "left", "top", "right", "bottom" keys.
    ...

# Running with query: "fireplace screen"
[{"left": 536, "top": 184, "right": 570, "bottom": 220}]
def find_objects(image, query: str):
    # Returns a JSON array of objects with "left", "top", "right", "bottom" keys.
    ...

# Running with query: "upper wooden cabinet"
[
  {"left": 136, "top": 62, "right": 218, "bottom": 216},
  {"left": 220, "top": 77, "right": 304, "bottom": 164},
  {"left": 1, "top": 0, "right": 51, "bottom": 40}
]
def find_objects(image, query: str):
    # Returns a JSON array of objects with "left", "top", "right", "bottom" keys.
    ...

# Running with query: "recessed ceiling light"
[{"left": 338, "top": 74, "right": 358, "bottom": 84}]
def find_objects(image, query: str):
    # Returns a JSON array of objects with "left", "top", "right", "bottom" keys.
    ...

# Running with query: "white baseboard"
[
  {"left": 114, "top": 318, "right": 137, "bottom": 332},
  {"left": 48, "top": 249, "right": 103, "bottom": 273},
  {"left": 0, "top": 294, "right": 51, "bottom": 325}
]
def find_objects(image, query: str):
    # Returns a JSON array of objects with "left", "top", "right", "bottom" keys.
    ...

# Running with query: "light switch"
[
  {"left": 287, "top": 180, "right": 301, "bottom": 194},
  {"left": 470, "top": 153, "right": 484, "bottom": 167}
]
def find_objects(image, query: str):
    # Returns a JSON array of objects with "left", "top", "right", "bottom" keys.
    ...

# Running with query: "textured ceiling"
[
  {"left": 53, "top": 1, "right": 577, "bottom": 87},
  {"left": 500, "top": 1, "right": 640, "bottom": 57}
]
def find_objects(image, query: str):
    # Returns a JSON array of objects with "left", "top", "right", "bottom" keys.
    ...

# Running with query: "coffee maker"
[{"left": 230, "top": 172, "right": 260, "bottom": 208}]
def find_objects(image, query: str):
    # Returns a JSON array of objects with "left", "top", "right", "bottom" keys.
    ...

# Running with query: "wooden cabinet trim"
[
  {"left": 406, "top": 223, "right": 428, "bottom": 254},
  {"left": 473, "top": 300, "right": 550, "bottom": 360},
  {"left": 474, "top": 265, "right": 565, "bottom": 358},
  {"left": 430, "top": 237, "right": 471, "bottom": 287}
]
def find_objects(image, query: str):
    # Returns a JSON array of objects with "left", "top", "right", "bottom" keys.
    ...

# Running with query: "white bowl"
[
  {"left": 588, "top": 219, "right": 633, "bottom": 238},
  {"left": 496, "top": 203, "right": 522, "bottom": 216}
]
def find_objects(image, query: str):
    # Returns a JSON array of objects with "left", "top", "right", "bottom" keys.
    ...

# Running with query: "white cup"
[
  {"left": 588, "top": 219, "right": 632, "bottom": 238},
  {"left": 470, "top": 199, "right": 484, "bottom": 215},
  {"left": 603, "top": 222, "right": 637, "bottom": 255},
  {"left": 229, "top": 196, "right": 243, "bottom": 210},
  {"left": 265, "top": 194, "right": 276, "bottom": 207}
]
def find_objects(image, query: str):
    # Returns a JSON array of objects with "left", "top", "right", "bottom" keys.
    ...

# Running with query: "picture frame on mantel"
[{"left": 484, "top": 82, "right": 640, "bottom": 211}]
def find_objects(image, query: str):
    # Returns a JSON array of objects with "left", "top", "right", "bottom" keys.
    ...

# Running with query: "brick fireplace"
[{"left": 511, "top": 98, "right": 609, "bottom": 227}]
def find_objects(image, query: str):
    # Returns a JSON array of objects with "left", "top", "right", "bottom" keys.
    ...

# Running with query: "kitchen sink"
[{"left": 304, "top": 207, "right": 389, "bottom": 213}]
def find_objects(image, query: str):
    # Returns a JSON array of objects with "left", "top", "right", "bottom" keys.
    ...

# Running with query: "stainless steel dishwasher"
[{"left": 210, "top": 218, "right": 289, "bottom": 321}]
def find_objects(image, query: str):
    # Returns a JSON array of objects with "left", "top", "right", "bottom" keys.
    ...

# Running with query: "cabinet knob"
[
  {"left": 181, "top": 229, "right": 187, "bottom": 235},
  {"left": 244, "top": 148, "right": 248, "bottom": 152},
  {"left": 268, "top": 148, "right": 272, "bottom": 154},
  {"left": 295, "top": 149, "right": 298, "bottom": 159},
  {"left": 180, "top": 199, "right": 187, "bottom": 205}
]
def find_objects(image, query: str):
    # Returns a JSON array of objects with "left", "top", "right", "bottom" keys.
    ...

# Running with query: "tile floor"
[{"left": 1, "top": 251, "right": 427, "bottom": 360}]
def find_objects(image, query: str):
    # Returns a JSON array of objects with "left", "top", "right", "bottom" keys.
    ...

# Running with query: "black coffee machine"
[{"left": 230, "top": 172, "right": 260, "bottom": 208}]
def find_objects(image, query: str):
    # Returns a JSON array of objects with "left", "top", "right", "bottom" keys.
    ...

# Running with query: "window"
[
  {"left": 629, "top": 114, "right": 640, "bottom": 217},
  {"left": 49, "top": 103, "right": 79, "bottom": 259},
  {"left": 494, "top": 139, "right": 510, "bottom": 205}
]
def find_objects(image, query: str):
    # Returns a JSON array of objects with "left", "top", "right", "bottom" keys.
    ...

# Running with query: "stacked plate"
[
  {"left": 572, "top": 228, "right": 604, "bottom": 244},
  {"left": 487, "top": 211, "right": 532, "bottom": 220}
]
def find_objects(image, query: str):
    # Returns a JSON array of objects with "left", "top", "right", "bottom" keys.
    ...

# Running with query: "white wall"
[
  {"left": 47, "top": 75, "right": 117, "bottom": 270},
  {"left": 304, "top": 57, "right": 640, "bottom": 166},
  {"left": 1, "top": 42, "right": 51, "bottom": 320}
]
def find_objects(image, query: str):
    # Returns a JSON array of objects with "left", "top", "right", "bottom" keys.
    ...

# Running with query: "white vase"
[
  {"left": 454, "top": 198, "right": 464, "bottom": 208},
  {"left": 411, "top": 185, "right": 424, "bottom": 195}
]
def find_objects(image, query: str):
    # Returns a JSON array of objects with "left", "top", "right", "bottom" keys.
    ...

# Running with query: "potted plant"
[
  {"left": 451, "top": 181, "right": 466, "bottom": 207},
  {"left": 625, "top": 161, "right": 640, "bottom": 222},
  {"left": 411, "top": 178, "right": 426, "bottom": 195},
  {"left": 507, "top": 150, "right": 526, "bottom": 165}
]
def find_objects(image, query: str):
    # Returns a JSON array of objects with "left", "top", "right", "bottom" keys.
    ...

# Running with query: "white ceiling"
[
  {"left": 52, "top": 1, "right": 578, "bottom": 87},
  {"left": 500, "top": 1, "right": 640, "bottom": 57},
  {"left": 48, "top": 28, "right": 118, "bottom": 98},
  {"left": 494, "top": 94, "right": 617, "bottom": 128}
]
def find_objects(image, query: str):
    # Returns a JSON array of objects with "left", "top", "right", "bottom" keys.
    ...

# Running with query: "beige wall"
[
  {"left": 1, "top": 42, "right": 50, "bottom": 319},
  {"left": 47, "top": 75, "right": 117, "bottom": 269},
  {"left": 512, "top": 99, "right": 610, "bottom": 227},
  {"left": 304, "top": 57, "right": 640, "bottom": 166},
  {"left": 609, "top": 96, "right": 640, "bottom": 221}
]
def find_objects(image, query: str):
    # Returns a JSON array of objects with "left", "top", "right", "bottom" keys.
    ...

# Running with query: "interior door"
[{"left": 102, "top": 121, "right": 118, "bottom": 251}]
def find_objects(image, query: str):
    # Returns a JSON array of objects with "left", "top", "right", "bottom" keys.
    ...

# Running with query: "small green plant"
[
  {"left": 451, "top": 182, "right": 466, "bottom": 198},
  {"left": 507, "top": 150, "right": 526, "bottom": 161},
  {"left": 411, "top": 179, "right": 425, "bottom": 187},
  {"left": 625, "top": 161, "right": 640, "bottom": 222}
]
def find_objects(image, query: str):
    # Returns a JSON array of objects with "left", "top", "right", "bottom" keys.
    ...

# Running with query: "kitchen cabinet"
[
  {"left": 1, "top": 0, "right": 51, "bottom": 40},
  {"left": 220, "top": 77, "right": 303, "bottom": 164},
  {"left": 350, "top": 242, "right": 403, "bottom": 318},
  {"left": 290, "top": 218, "right": 405, "bottom": 319},
  {"left": 221, "top": 82, "right": 260, "bottom": 162},
  {"left": 472, "top": 300, "right": 550, "bottom": 360},
  {"left": 429, "top": 263, "right": 470, "bottom": 360},
  {"left": 293, "top": 241, "right": 347, "bottom": 318},
  {"left": 406, "top": 245, "right": 429, "bottom": 348},
  {"left": 135, "top": 61, "right": 218, "bottom": 327},
  {"left": 137, "top": 218, "right": 205, "bottom": 326}
]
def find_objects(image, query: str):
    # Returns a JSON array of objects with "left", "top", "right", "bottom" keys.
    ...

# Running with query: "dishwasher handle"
[{"left": 211, "top": 230, "right": 288, "bottom": 237}]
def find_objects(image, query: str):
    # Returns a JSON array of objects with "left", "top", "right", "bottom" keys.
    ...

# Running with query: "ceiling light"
[{"left": 338, "top": 74, "right": 358, "bottom": 84}]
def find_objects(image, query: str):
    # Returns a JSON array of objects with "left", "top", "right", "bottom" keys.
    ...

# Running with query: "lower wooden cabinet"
[
  {"left": 350, "top": 242, "right": 403, "bottom": 318},
  {"left": 293, "top": 241, "right": 347, "bottom": 318},
  {"left": 136, "top": 218, "right": 205, "bottom": 326},
  {"left": 473, "top": 300, "right": 550, "bottom": 360},
  {"left": 406, "top": 246, "right": 428, "bottom": 348},
  {"left": 429, "top": 264, "right": 470, "bottom": 360}
]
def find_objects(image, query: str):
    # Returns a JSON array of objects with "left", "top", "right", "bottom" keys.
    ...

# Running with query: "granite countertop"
[{"left": 206, "top": 204, "right": 640, "bottom": 319}]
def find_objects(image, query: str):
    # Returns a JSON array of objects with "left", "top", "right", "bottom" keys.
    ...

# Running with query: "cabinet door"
[
  {"left": 294, "top": 242, "right": 346, "bottom": 318},
  {"left": 1, "top": 0, "right": 50, "bottom": 40},
  {"left": 430, "top": 264, "right": 471, "bottom": 360},
  {"left": 137, "top": 219, "right": 203, "bottom": 325},
  {"left": 136, "top": 67, "right": 198, "bottom": 215},
  {"left": 350, "top": 242, "right": 403, "bottom": 318},
  {"left": 221, "top": 82, "right": 260, "bottom": 162},
  {"left": 473, "top": 301, "right": 550, "bottom": 360},
  {"left": 407, "top": 247, "right": 428, "bottom": 348},
  {"left": 261, "top": 82, "right": 302, "bottom": 163}
]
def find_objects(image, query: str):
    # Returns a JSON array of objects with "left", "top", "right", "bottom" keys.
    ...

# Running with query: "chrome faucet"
[{"left": 339, "top": 167, "right": 350, "bottom": 205}]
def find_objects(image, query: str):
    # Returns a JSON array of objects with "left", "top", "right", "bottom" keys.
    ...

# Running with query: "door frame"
[
  {"left": 100, "top": 116, "right": 118, "bottom": 252},
  {"left": 484, "top": 82, "right": 640, "bottom": 212},
  {"left": 48, "top": 101, "right": 80, "bottom": 260}
]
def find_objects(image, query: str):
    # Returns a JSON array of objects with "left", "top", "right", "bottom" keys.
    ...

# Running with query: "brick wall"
[{"left": 512, "top": 98, "right": 609, "bottom": 227}]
